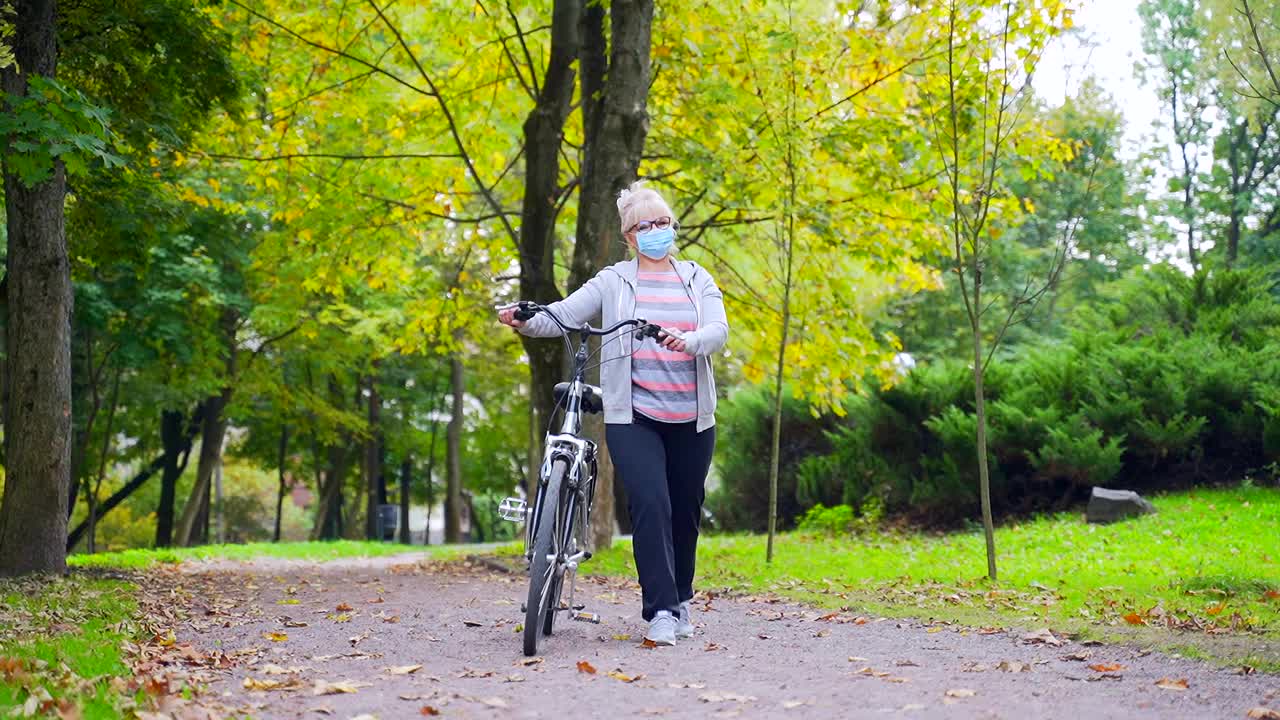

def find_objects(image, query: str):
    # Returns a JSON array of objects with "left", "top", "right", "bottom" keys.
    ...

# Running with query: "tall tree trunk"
[
  {"left": 572, "top": 0, "right": 654, "bottom": 552},
  {"left": 364, "top": 373, "right": 382, "bottom": 540},
  {"left": 0, "top": 0, "right": 72, "bottom": 577},
  {"left": 517, "top": 0, "right": 581, "bottom": 496},
  {"left": 445, "top": 353, "right": 465, "bottom": 543},
  {"left": 274, "top": 426, "right": 289, "bottom": 542},
  {"left": 398, "top": 457, "right": 412, "bottom": 544},
  {"left": 156, "top": 408, "right": 197, "bottom": 547},
  {"left": 423, "top": 414, "right": 441, "bottom": 546},
  {"left": 971, "top": 271, "right": 998, "bottom": 581},
  {"left": 174, "top": 311, "right": 237, "bottom": 547}
]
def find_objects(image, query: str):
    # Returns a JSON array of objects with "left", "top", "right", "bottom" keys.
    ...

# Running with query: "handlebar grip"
[{"left": 514, "top": 308, "right": 536, "bottom": 321}]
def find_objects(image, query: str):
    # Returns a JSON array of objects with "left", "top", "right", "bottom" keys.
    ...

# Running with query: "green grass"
[
  {"left": 69, "top": 539, "right": 465, "bottom": 569},
  {"left": 587, "top": 485, "right": 1280, "bottom": 667},
  {"left": 0, "top": 573, "right": 139, "bottom": 718}
]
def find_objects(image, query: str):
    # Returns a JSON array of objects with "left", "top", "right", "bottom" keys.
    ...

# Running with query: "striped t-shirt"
[{"left": 632, "top": 270, "right": 698, "bottom": 423}]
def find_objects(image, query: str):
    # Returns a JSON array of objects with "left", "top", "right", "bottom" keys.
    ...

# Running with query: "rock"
[{"left": 1086, "top": 487, "right": 1156, "bottom": 524}]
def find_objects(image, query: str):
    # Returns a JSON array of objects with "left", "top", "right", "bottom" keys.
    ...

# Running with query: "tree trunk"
[
  {"left": 172, "top": 395, "right": 227, "bottom": 547},
  {"left": 364, "top": 374, "right": 382, "bottom": 540},
  {"left": 398, "top": 457, "right": 412, "bottom": 544},
  {"left": 450, "top": 351, "right": 471, "bottom": 540},
  {"left": 517, "top": 0, "right": 581, "bottom": 496},
  {"left": 972, "top": 275, "right": 998, "bottom": 581},
  {"left": 572, "top": 0, "right": 654, "bottom": 552},
  {"left": 423, "top": 414, "right": 441, "bottom": 546},
  {"left": 445, "top": 353, "right": 465, "bottom": 543},
  {"left": 274, "top": 425, "right": 289, "bottom": 542},
  {"left": 175, "top": 310, "right": 237, "bottom": 547},
  {"left": 156, "top": 408, "right": 197, "bottom": 547},
  {"left": 0, "top": 0, "right": 72, "bottom": 577}
]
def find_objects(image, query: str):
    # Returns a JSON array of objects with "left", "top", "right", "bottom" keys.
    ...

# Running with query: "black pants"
[{"left": 606, "top": 414, "right": 716, "bottom": 621}]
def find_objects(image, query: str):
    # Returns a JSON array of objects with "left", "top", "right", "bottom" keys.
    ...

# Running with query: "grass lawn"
[
  {"left": 0, "top": 573, "right": 139, "bottom": 718},
  {"left": 585, "top": 485, "right": 1280, "bottom": 669}
]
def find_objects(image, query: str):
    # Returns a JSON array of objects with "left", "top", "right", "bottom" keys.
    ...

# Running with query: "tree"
[
  {"left": 1140, "top": 0, "right": 1211, "bottom": 268},
  {"left": 920, "top": 0, "right": 1072, "bottom": 580},
  {"left": 0, "top": 0, "right": 73, "bottom": 576}
]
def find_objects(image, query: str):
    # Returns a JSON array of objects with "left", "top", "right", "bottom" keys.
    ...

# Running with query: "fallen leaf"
[
  {"left": 331, "top": 614, "right": 352, "bottom": 623},
  {"left": 419, "top": 707, "right": 440, "bottom": 717},
  {"left": 335, "top": 603, "right": 354, "bottom": 612},
  {"left": 1021, "top": 629, "right": 1064, "bottom": 646},
  {"left": 895, "top": 660, "right": 920, "bottom": 667},
  {"left": 926, "top": 627, "right": 943, "bottom": 634},
  {"left": 1154, "top": 678, "right": 1188, "bottom": 691},
  {"left": 462, "top": 620, "right": 483, "bottom": 627},
  {"left": 1122, "top": 612, "right": 1146, "bottom": 626},
  {"left": 505, "top": 674, "right": 524, "bottom": 683},
  {"left": 243, "top": 677, "right": 305, "bottom": 691},
  {"left": 388, "top": 664, "right": 423, "bottom": 675},
  {"left": 612, "top": 634, "right": 632, "bottom": 641},
  {"left": 945, "top": 689, "right": 976, "bottom": 698},
  {"left": 781, "top": 699, "right": 811, "bottom": 709},
  {"left": 704, "top": 642, "right": 723, "bottom": 651},
  {"left": 607, "top": 670, "right": 642, "bottom": 683},
  {"left": 884, "top": 677, "right": 910, "bottom": 683},
  {"left": 313, "top": 680, "right": 371, "bottom": 695},
  {"left": 1061, "top": 651, "right": 1093, "bottom": 662},
  {"left": 576, "top": 660, "right": 597, "bottom": 674},
  {"left": 519, "top": 657, "right": 543, "bottom": 666},
  {"left": 641, "top": 639, "right": 658, "bottom": 649},
  {"left": 757, "top": 633, "right": 771, "bottom": 640},
  {"left": 284, "top": 620, "right": 309, "bottom": 628},
  {"left": 263, "top": 631, "right": 288, "bottom": 642},
  {"left": 368, "top": 597, "right": 385, "bottom": 604},
  {"left": 996, "top": 661, "right": 1029, "bottom": 673},
  {"left": 1263, "top": 590, "right": 1280, "bottom": 601},
  {"left": 1206, "top": 603, "right": 1227, "bottom": 616},
  {"left": 848, "top": 656, "right": 868, "bottom": 662},
  {"left": 1088, "top": 663, "right": 1125, "bottom": 673},
  {"left": 479, "top": 697, "right": 508, "bottom": 708},
  {"left": 698, "top": 691, "right": 757, "bottom": 703},
  {"left": 1246, "top": 708, "right": 1280, "bottom": 719}
]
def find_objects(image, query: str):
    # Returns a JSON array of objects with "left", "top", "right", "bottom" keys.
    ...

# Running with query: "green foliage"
[
  {"left": 0, "top": 76, "right": 123, "bottom": 186},
  {"left": 705, "top": 385, "right": 838, "bottom": 533},
  {"left": 723, "top": 265, "right": 1280, "bottom": 526}
]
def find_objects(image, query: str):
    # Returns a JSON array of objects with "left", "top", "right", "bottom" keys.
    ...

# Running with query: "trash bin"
[{"left": 376, "top": 504, "right": 398, "bottom": 541}]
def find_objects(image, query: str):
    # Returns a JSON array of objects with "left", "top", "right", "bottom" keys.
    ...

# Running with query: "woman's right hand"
[{"left": 497, "top": 305, "right": 526, "bottom": 329}]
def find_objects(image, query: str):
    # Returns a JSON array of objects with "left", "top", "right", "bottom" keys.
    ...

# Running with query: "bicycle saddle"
[{"left": 553, "top": 382, "right": 603, "bottom": 414}]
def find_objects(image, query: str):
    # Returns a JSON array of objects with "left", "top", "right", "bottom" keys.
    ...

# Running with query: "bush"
[
  {"left": 706, "top": 384, "right": 839, "bottom": 532},
  {"left": 718, "top": 265, "right": 1280, "bottom": 526}
]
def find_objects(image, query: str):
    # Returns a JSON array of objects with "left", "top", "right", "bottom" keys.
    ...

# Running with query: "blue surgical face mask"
[{"left": 636, "top": 226, "right": 675, "bottom": 260}]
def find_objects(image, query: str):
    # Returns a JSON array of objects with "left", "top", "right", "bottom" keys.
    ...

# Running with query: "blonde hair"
[{"left": 616, "top": 181, "right": 675, "bottom": 235}]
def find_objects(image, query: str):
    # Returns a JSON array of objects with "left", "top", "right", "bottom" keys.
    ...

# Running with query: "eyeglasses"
[{"left": 628, "top": 216, "right": 679, "bottom": 234}]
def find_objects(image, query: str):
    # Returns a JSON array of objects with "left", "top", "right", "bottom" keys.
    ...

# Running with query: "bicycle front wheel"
[{"left": 523, "top": 460, "right": 566, "bottom": 656}]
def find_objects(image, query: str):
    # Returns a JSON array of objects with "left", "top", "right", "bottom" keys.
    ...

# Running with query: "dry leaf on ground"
[
  {"left": 945, "top": 689, "right": 976, "bottom": 698},
  {"left": 576, "top": 660, "right": 597, "bottom": 674},
  {"left": 1154, "top": 678, "right": 1189, "bottom": 691},
  {"left": 387, "top": 664, "right": 423, "bottom": 675},
  {"left": 1246, "top": 708, "right": 1280, "bottom": 719},
  {"left": 1088, "top": 663, "right": 1125, "bottom": 673},
  {"left": 1020, "top": 629, "right": 1064, "bottom": 646},
  {"left": 262, "top": 631, "right": 288, "bottom": 642},
  {"left": 698, "top": 691, "right": 757, "bottom": 703},
  {"left": 312, "top": 679, "right": 370, "bottom": 696},
  {"left": 419, "top": 707, "right": 440, "bottom": 717},
  {"left": 607, "top": 670, "right": 642, "bottom": 683}
]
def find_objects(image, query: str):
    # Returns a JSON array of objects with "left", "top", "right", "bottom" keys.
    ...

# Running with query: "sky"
[{"left": 1034, "top": 0, "right": 1161, "bottom": 159}]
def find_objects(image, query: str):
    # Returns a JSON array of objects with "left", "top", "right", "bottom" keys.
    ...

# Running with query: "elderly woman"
[{"left": 497, "top": 182, "right": 728, "bottom": 646}]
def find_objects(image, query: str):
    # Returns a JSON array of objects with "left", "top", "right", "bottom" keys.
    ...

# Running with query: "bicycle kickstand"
[{"left": 566, "top": 567, "right": 600, "bottom": 623}]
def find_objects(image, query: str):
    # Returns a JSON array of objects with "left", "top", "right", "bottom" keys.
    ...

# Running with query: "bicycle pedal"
[
  {"left": 572, "top": 603, "right": 585, "bottom": 611},
  {"left": 570, "top": 610, "right": 601, "bottom": 624}
]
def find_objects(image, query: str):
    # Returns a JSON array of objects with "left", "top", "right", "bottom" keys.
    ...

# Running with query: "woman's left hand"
[{"left": 659, "top": 331, "right": 688, "bottom": 354}]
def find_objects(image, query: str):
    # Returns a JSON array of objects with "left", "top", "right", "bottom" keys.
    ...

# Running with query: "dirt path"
[{"left": 156, "top": 556, "right": 1278, "bottom": 720}]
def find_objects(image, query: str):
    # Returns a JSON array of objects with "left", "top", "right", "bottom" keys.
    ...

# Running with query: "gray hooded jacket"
[{"left": 518, "top": 257, "right": 728, "bottom": 432}]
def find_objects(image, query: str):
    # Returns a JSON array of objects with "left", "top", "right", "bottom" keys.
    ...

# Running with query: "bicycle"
[{"left": 497, "top": 300, "right": 668, "bottom": 656}]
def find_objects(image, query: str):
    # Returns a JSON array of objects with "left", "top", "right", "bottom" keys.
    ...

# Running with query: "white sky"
[{"left": 1034, "top": 0, "right": 1161, "bottom": 159}]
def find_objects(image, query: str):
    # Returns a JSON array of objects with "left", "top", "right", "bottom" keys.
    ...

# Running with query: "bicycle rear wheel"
[{"left": 523, "top": 460, "right": 565, "bottom": 656}]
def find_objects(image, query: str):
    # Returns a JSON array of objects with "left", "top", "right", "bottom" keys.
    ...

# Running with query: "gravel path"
[{"left": 161, "top": 557, "right": 1279, "bottom": 720}]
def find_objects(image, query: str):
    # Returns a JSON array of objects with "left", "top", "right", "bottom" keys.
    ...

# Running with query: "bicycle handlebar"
[{"left": 504, "top": 301, "right": 665, "bottom": 339}]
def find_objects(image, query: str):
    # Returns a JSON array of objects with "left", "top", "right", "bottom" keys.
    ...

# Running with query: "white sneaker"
[
  {"left": 676, "top": 601, "right": 694, "bottom": 639},
  {"left": 646, "top": 610, "right": 677, "bottom": 646}
]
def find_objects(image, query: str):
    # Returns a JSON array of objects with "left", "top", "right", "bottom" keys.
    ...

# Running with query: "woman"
[{"left": 497, "top": 182, "right": 728, "bottom": 646}]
